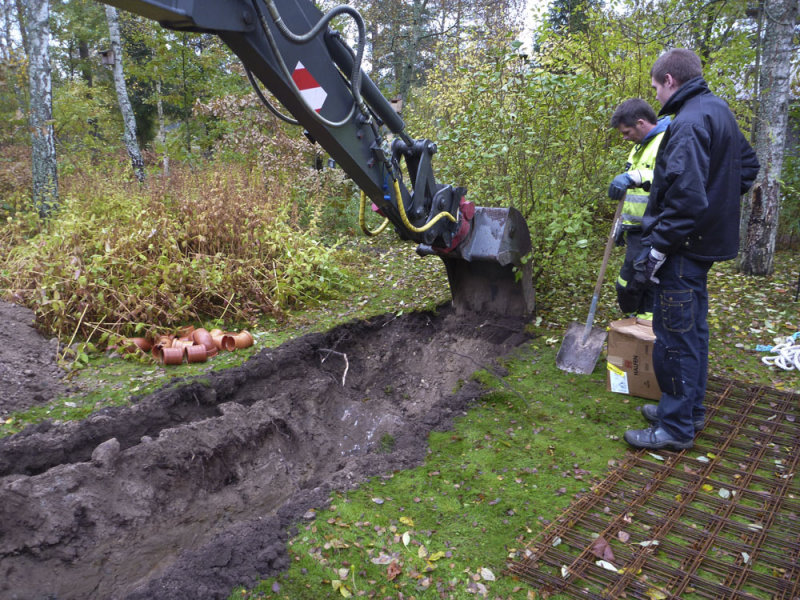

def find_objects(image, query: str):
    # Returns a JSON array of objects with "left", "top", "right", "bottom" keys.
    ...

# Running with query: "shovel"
[{"left": 556, "top": 196, "right": 625, "bottom": 374}]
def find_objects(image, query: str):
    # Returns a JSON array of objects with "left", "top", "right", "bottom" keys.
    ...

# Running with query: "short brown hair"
[
  {"left": 650, "top": 48, "right": 703, "bottom": 86},
  {"left": 610, "top": 98, "right": 658, "bottom": 129}
]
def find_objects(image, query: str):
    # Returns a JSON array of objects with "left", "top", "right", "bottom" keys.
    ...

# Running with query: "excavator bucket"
[{"left": 421, "top": 207, "right": 534, "bottom": 317}]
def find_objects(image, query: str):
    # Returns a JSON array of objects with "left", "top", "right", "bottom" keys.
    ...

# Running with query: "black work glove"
[
  {"left": 633, "top": 246, "right": 667, "bottom": 285},
  {"left": 608, "top": 173, "right": 633, "bottom": 200}
]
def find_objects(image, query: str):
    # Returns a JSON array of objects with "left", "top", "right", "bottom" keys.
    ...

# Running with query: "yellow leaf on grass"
[
  {"left": 428, "top": 551, "right": 445, "bottom": 562},
  {"left": 332, "top": 579, "right": 353, "bottom": 598},
  {"left": 399, "top": 516, "right": 414, "bottom": 527},
  {"left": 701, "top": 484, "right": 713, "bottom": 493},
  {"left": 418, "top": 544, "right": 428, "bottom": 559}
]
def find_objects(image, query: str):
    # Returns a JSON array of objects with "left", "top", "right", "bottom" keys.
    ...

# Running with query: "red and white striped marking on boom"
[{"left": 292, "top": 61, "right": 327, "bottom": 113}]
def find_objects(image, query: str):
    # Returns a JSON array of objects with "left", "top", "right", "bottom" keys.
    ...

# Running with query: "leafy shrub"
[
  {"left": 408, "top": 36, "right": 619, "bottom": 308},
  {"left": 0, "top": 161, "right": 351, "bottom": 341}
]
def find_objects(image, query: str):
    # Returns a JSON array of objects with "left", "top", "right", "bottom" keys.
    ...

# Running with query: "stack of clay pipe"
[{"left": 120, "top": 326, "right": 254, "bottom": 365}]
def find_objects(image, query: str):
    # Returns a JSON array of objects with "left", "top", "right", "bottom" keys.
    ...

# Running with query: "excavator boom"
[{"left": 98, "top": 0, "right": 534, "bottom": 316}]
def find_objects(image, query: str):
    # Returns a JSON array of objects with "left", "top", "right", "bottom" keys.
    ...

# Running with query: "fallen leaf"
[
  {"left": 561, "top": 565, "right": 570, "bottom": 578},
  {"left": 418, "top": 544, "right": 428, "bottom": 559},
  {"left": 742, "top": 552, "right": 750, "bottom": 563},
  {"left": 617, "top": 531, "right": 630, "bottom": 543},
  {"left": 428, "top": 551, "right": 445, "bottom": 562},
  {"left": 648, "top": 452, "right": 665, "bottom": 461},
  {"left": 387, "top": 561, "right": 402, "bottom": 581},
  {"left": 402, "top": 531, "right": 410, "bottom": 547},
  {"left": 638, "top": 540, "right": 659, "bottom": 548},
  {"left": 552, "top": 536, "right": 562, "bottom": 547},
  {"left": 590, "top": 536, "right": 615, "bottom": 562},
  {"left": 719, "top": 488, "right": 731, "bottom": 499},
  {"left": 399, "top": 516, "right": 414, "bottom": 527},
  {"left": 371, "top": 553, "right": 393, "bottom": 565},
  {"left": 595, "top": 559, "right": 618, "bottom": 572},
  {"left": 646, "top": 586, "right": 668, "bottom": 600},
  {"left": 701, "top": 484, "right": 714, "bottom": 493},
  {"left": 331, "top": 579, "right": 352, "bottom": 597},
  {"left": 480, "top": 567, "right": 496, "bottom": 581},
  {"left": 372, "top": 497, "right": 384, "bottom": 505}
]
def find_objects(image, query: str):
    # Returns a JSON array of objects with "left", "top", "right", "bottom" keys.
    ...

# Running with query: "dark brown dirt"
[
  {"left": 0, "top": 302, "right": 531, "bottom": 600},
  {"left": 0, "top": 302, "right": 69, "bottom": 416}
]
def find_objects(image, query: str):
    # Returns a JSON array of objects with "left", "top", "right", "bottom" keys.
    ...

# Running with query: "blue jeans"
[{"left": 652, "top": 254, "right": 713, "bottom": 441}]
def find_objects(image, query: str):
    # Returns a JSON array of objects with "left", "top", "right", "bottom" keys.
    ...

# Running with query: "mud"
[
  {"left": 0, "top": 302, "right": 69, "bottom": 416},
  {"left": 0, "top": 305, "right": 531, "bottom": 600}
]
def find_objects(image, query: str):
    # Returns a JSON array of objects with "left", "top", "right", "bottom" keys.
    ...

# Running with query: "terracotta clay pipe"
[
  {"left": 230, "top": 330, "right": 254, "bottom": 349},
  {"left": 192, "top": 328, "right": 215, "bottom": 352},
  {"left": 185, "top": 344, "right": 208, "bottom": 363},
  {"left": 161, "top": 346, "right": 184, "bottom": 365},
  {"left": 121, "top": 337, "right": 152, "bottom": 353},
  {"left": 211, "top": 332, "right": 236, "bottom": 352}
]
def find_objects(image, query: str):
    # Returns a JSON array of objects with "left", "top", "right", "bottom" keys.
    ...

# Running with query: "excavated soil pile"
[{"left": 0, "top": 306, "right": 531, "bottom": 600}]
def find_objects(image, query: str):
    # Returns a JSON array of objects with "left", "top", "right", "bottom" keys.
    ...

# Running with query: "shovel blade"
[{"left": 556, "top": 321, "right": 608, "bottom": 374}]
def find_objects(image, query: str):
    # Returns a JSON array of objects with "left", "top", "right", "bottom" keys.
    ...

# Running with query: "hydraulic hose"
[
  {"left": 390, "top": 178, "right": 457, "bottom": 234},
  {"left": 244, "top": 66, "right": 299, "bottom": 125},
  {"left": 358, "top": 191, "right": 389, "bottom": 236},
  {"left": 250, "top": 0, "right": 366, "bottom": 129}
]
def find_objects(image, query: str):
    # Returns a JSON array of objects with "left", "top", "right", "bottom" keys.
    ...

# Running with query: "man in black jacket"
[{"left": 624, "top": 48, "right": 760, "bottom": 450}]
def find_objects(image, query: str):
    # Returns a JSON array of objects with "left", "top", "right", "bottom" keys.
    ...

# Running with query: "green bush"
[
  {"left": 0, "top": 161, "right": 351, "bottom": 341},
  {"left": 408, "top": 36, "right": 619, "bottom": 308}
]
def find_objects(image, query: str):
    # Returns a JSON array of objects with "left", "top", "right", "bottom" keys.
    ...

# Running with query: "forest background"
[{"left": 0, "top": 0, "right": 798, "bottom": 349}]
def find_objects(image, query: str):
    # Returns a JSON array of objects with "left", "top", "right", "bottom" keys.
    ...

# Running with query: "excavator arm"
[{"left": 98, "top": 0, "right": 534, "bottom": 315}]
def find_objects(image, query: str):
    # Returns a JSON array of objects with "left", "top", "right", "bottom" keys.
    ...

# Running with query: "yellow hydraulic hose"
[
  {"left": 359, "top": 180, "right": 458, "bottom": 236},
  {"left": 390, "top": 179, "right": 456, "bottom": 233},
  {"left": 359, "top": 190, "right": 389, "bottom": 236}
]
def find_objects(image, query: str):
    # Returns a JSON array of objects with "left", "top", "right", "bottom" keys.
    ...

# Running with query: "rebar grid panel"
[{"left": 508, "top": 376, "right": 799, "bottom": 599}]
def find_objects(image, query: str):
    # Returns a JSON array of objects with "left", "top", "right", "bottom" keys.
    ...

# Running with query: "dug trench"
[{"left": 0, "top": 305, "right": 531, "bottom": 600}]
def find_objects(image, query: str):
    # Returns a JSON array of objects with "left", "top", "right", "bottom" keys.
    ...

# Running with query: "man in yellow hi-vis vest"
[{"left": 608, "top": 98, "right": 670, "bottom": 318}]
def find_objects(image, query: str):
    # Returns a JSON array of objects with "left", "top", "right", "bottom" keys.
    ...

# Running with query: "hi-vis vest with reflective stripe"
[{"left": 622, "top": 130, "right": 666, "bottom": 229}]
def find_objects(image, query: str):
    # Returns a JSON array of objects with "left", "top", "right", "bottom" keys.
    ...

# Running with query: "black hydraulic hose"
[
  {"left": 249, "top": 0, "right": 364, "bottom": 129},
  {"left": 263, "top": 1, "right": 367, "bottom": 114},
  {"left": 244, "top": 65, "right": 300, "bottom": 125}
]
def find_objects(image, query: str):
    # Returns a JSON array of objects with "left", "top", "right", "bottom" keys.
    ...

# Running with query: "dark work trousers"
[
  {"left": 652, "top": 254, "right": 713, "bottom": 442},
  {"left": 616, "top": 230, "right": 655, "bottom": 315}
]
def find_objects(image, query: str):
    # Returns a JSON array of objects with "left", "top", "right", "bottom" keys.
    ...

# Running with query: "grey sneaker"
[
  {"left": 640, "top": 404, "right": 705, "bottom": 431},
  {"left": 624, "top": 425, "right": 694, "bottom": 451}
]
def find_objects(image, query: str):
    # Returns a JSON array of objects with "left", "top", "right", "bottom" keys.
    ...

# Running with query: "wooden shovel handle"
[{"left": 593, "top": 196, "right": 625, "bottom": 300}]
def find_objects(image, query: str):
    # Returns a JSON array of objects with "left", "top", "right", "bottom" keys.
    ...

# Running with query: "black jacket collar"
[{"left": 659, "top": 76, "right": 709, "bottom": 116}]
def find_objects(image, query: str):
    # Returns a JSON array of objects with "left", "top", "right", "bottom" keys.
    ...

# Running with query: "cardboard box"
[{"left": 606, "top": 317, "right": 661, "bottom": 401}]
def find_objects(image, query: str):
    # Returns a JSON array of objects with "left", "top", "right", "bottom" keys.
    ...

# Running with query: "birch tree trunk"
[
  {"left": 738, "top": 0, "right": 798, "bottom": 275},
  {"left": 105, "top": 5, "right": 145, "bottom": 182},
  {"left": 26, "top": 0, "right": 58, "bottom": 218},
  {"left": 155, "top": 77, "right": 169, "bottom": 177}
]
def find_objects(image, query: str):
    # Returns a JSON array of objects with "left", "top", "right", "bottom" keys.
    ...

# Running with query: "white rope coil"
[{"left": 761, "top": 336, "right": 800, "bottom": 371}]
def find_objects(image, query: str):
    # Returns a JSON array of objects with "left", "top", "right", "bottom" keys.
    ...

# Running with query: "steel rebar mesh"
[{"left": 508, "top": 376, "right": 799, "bottom": 599}]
